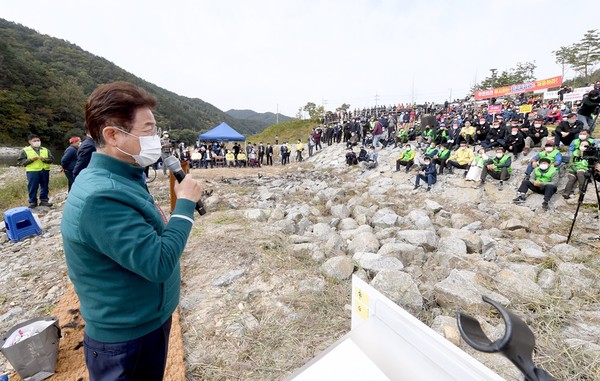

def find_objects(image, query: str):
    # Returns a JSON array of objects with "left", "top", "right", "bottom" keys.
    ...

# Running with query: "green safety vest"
[
  {"left": 569, "top": 150, "right": 589, "bottom": 173},
  {"left": 573, "top": 138, "right": 595, "bottom": 151},
  {"left": 401, "top": 149, "right": 414, "bottom": 161},
  {"left": 438, "top": 148, "right": 450, "bottom": 160},
  {"left": 538, "top": 149, "right": 560, "bottom": 163},
  {"left": 23, "top": 146, "right": 50, "bottom": 172},
  {"left": 473, "top": 155, "right": 486, "bottom": 167},
  {"left": 423, "top": 129, "right": 433, "bottom": 138},
  {"left": 492, "top": 154, "right": 512, "bottom": 174},
  {"left": 534, "top": 165, "right": 557, "bottom": 183},
  {"left": 425, "top": 147, "right": 437, "bottom": 156}
]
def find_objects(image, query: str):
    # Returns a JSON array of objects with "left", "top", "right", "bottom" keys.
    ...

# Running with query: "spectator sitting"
[
  {"left": 346, "top": 132, "right": 360, "bottom": 148},
  {"left": 414, "top": 156, "right": 437, "bottom": 192},
  {"left": 459, "top": 121, "right": 476, "bottom": 146},
  {"left": 544, "top": 106, "right": 562, "bottom": 125},
  {"left": 360, "top": 146, "right": 378, "bottom": 170},
  {"left": 346, "top": 148, "right": 358, "bottom": 166},
  {"left": 226, "top": 151, "right": 235, "bottom": 167},
  {"left": 554, "top": 113, "right": 583, "bottom": 148},
  {"left": 465, "top": 148, "right": 488, "bottom": 181},
  {"left": 434, "top": 143, "right": 451, "bottom": 174},
  {"left": 396, "top": 144, "right": 416, "bottom": 172},
  {"left": 423, "top": 142, "right": 439, "bottom": 160},
  {"left": 357, "top": 146, "right": 368, "bottom": 162},
  {"left": 568, "top": 129, "right": 595, "bottom": 157},
  {"left": 504, "top": 125, "right": 525, "bottom": 159},
  {"left": 191, "top": 149, "right": 202, "bottom": 168},
  {"left": 446, "top": 141, "right": 474, "bottom": 176},
  {"left": 237, "top": 152, "right": 247, "bottom": 167},
  {"left": 480, "top": 119, "right": 505, "bottom": 149},
  {"left": 523, "top": 116, "right": 548, "bottom": 155},
  {"left": 563, "top": 140, "right": 591, "bottom": 199},
  {"left": 480, "top": 147, "right": 511, "bottom": 190},
  {"left": 524, "top": 141, "right": 562, "bottom": 178},
  {"left": 513, "top": 157, "right": 558, "bottom": 211}
]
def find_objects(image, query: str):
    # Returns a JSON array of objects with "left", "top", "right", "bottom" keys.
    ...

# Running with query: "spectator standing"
[
  {"left": 73, "top": 134, "right": 97, "bottom": 179},
  {"left": 61, "top": 136, "right": 81, "bottom": 192},
  {"left": 17, "top": 134, "right": 54, "bottom": 208}
]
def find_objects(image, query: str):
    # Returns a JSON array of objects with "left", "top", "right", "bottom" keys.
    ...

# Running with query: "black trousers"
[
  {"left": 518, "top": 181, "right": 557, "bottom": 202},
  {"left": 396, "top": 159, "right": 413, "bottom": 172},
  {"left": 84, "top": 317, "right": 172, "bottom": 381},
  {"left": 482, "top": 167, "right": 510, "bottom": 182}
]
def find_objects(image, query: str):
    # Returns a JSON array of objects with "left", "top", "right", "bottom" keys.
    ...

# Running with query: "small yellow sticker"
[
  {"left": 354, "top": 301, "right": 369, "bottom": 320},
  {"left": 354, "top": 286, "right": 369, "bottom": 305}
]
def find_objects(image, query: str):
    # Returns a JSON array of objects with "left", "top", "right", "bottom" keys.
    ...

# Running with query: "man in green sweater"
[{"left": 61, "top": 82, "right": 202, "bottom": 380}]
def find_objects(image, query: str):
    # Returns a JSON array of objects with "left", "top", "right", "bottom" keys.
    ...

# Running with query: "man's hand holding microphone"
[{"left": 164, "top": 156, "right": 206, "bottom": 215}]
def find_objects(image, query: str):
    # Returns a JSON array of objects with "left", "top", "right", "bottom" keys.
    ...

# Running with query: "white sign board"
[{"left": 287, "top": 276, "right": 507, "bottom": 381}]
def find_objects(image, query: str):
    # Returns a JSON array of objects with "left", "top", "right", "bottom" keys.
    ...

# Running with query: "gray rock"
[
  {"left": 396, "top": 230, "right": 438, "bottom": 251},
  {"left": 439, "top": 228, "right": 482, "bottom": 253},
  {"left": 377, "top": 242, "right": 426, "bottom": 266},
  {"left": 434, "top": 269, "right": 509, "bottom": 313},
  {"left": 424, "top": 199, "right": 443, "bottom": 213},
  {"left": 451, "top": 213, "right": 474, "bottom": 229},
  {"left": 520, "top": 248, "right": 547, "bottom": 261},
  {"left": 371, "top": 270, "right": 423, "bottom": 314},
  {"left": 557, "top": 263, "right": 599, "bottom": 297},
  {"left": 515, "top": 239, "right": 542, "bottom": 252},
  {"left": 547, "top": 234, "right": 567, "bottom": 244},
  {"left": 500, "top": 218, "right": 530, "bottom": 231},
  {"left": 312, "top": 223, "right": 333, "bottom": 238},
  {"left": 347, "top": 231, "right": 380, "bottom": 254},
  {"left": 330, "top": 204, "right": 351, "bottom": 219},
  {"left": 550, "top": 243, "right": 584, "bottom": 262},
  {"left": 437, "top": 237, "right": 468, "bottom": 256},
  {"left": 562, "top": 310, "right": 600, "bottom": 344},
  {"left": 353, "top": 252, "right": 404, "bottom": 273},
  {"left": 462, "top": 221, "right": 483, "bottom": 232},
  {"left": 267, "top": 206, "right": 286, "bottom": 222},
  {"left": 338, "top": 217, "right": 359, "bottom": 231},
  {"left": 493, "top": 269, "right": 544, "bottom": 305},
  {"left": 322, "top": 233, "right": 347, "bottom": 257},
  {"left": 431, "top": 315, "right": 461, "bottom": 346},
  {"left": 271, "top": 219, "right": 296, "bottom": 234},
  {"left": 290, "top": 243, "right": 316, "bottom": 258},
  {"left": 407, "top": 209, "right": 434, "bottom": 230},
  {"left": 298, "top": 277, "right": 326, "bottom": 293},
  {"left": 296, "top": 218, "right": 313, "bottom": 235},
  {"left": 213, "top": 269, "right": 245, "bottom": 287},
  {"left": 321, "top": 256, "right": 354, "bottom": 280},
  {"left": 537, "top": 269, "right": 558, "bottom": 291},
  {"left": 371, "top": 208, "right": 398, "bottom": 228}
]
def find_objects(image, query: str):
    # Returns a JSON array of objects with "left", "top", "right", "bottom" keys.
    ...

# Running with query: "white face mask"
[
  {"left": 579, "top": 135, "right": 587, "bottom": 140},
  {"left": 545, "top": 147, "right": 553, "bottom": 152},
  {"left": 511, "top": 131, "right": 517, "bottom": 135},
  {"left": 115, "top": 128, "right": 162, "bottom": 167},
  {"left": 31, "top": 141, "right": 41, "bottom": 148},
  {"left": 479, "top": 121, "right": 486, "bottom": 125},
  {"left": 534, "top": 124, "right": 542, "bottom": 128},
  {"left": 496, "top": 153, "right": 503, "bottom": 158},
  {"left": 539, "top": 164, "right": 549, "bottom": 170}
]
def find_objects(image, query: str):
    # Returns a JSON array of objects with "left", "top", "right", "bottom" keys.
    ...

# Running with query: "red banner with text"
[{"left": 474, "top": 76, "right": 562, "bottom": 100}]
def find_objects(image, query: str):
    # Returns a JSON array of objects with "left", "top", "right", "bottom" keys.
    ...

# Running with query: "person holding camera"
[{"left": 576, "top": 90, "right": 600, "bottom": 133}]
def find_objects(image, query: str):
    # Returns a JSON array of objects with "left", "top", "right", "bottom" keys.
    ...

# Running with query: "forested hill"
[
  {"left": 226, "top": 109, "right": 293, "bottom": 125},
  {"left": 0, "top": 18, "right": 268, "bottom": 149}
]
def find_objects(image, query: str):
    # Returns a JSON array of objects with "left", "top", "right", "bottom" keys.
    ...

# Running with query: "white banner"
[{"left": 544, "top": 91, "right": 559, "bottom": 100}]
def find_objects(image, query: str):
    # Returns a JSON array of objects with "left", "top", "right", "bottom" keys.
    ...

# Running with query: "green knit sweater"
[{"left": 61, "top": 153, "right": 195, "bottom": 342}]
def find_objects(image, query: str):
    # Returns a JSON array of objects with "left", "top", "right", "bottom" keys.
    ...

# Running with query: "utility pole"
[
  {"left": 276, "top": 104, "right": 279, "bottom": 124},
  {"left": 490, "top": 68, "right": 498, "bottom": 89}
]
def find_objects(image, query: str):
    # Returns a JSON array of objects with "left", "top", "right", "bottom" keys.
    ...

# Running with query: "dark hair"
[
  {"left": 27, "top": 134, "right": 39, "bottom": 141},
  {"left": 85, "top": 82, "right": 157, "bottom": 147}
]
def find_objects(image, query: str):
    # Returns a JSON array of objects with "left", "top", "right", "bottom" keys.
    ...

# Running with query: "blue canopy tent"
[{"left": 198, "top": 122, "right": 245, "bottom": 142}]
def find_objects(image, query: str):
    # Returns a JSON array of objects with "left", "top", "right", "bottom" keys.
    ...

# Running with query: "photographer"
[
  {"left": 563, "top": 140, "right": 591, "bottom": 199},
  {"left": 576, "top": 89, "right": 600, "bottom": 133}
]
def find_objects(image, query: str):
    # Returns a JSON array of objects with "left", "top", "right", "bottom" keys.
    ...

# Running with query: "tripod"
[{"left": 566, "top": 168, "right": 600, "bottom": 243}]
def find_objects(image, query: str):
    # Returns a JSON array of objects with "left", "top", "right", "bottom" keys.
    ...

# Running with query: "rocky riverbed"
[{"left": 1, "top": 142, "right": 599, "bottom": 380}]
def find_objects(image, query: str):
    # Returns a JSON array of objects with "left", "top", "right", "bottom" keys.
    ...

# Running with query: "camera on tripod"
[{"left": 581, "top": 143, "right": 600, "bottom": 165}]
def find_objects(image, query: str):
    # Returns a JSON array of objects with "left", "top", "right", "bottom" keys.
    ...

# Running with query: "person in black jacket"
[
  {"left": 61, "top": 136, "right": 81, "bottom": 191},
  {"left": 265, "top": 143, "right": 274, "bottom": 166},
  {"left": 576, "top": 90, "right": 600, "bottom": 132},
  {"left": 554, "top": 113, "right": 584, "bottom": 147},
  {"left": 73, "top": 134, "right": 96, "bottom": 179},
  {"left": 475, "top": 117, "right": 490, "bottom": 144},
  {"left": 481, "top": 119, "right": 505, "bottom": 149},
  {"left": 504, "top": 126, "right": 525, "bottom": 159},
  {"left": 523, "top": 116, "right": 548, "bottom": 155},
  {"left": 414, "top": 156, "right": 437, "bottom": 191}
]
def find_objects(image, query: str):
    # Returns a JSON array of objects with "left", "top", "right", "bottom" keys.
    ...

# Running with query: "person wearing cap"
[
  {"left": 513, "top": 157, "right": 558, "bottom": 211},
  {"left": 480, "top": 147, "right": 511, "bottom": 190},
  {"left": 563, "top": 140, "right": 591, "bottom": 199},
  {"left": 523, "top": 141, "right": 562, "bottom": 178},
  {"left": 523, "top": 117, "right": 548, "bottom": 155},
  {"left": 17, "top": 134, "right": 55, "bottom": 208},
  {"left": 475, "top": 116, "right": 490, "bottom": 144},
  {"left": 568, "top": 128, "right": 596, "bottom": 157},
  {"left": 414, "top": 156, "right": 437, "bottom": 191},
  {"left": 61, "top": 136, "right": 82, "bottom": 192},
  {"left": 554, "top": 113, "right": 584, "bottom": 147}
]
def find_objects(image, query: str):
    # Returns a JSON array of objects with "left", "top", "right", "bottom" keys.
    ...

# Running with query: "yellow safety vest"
[{"left": 23, "top": 146, "right": 51, "bottom": 172}]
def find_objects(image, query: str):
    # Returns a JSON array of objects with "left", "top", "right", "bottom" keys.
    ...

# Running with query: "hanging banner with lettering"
[{"left": 474, "top": 76, "right": 563, "bottom": 100}]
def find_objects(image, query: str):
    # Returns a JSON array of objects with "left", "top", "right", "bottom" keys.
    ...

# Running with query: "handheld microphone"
[{"left": 163, "top": 156, "right": 206, "bottom": 215}]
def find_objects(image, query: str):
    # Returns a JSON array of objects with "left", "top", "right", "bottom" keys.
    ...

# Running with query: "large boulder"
[
  {"left": 434, "top": 269, "right": 509, "bottom": 313},
  {"left": 493, "top": 269, "right": 545, "bottom": 305},
  {"left": 439, "top": 228, "right": 482, "bottom": 253},
  {"left": 396, "top": 230, "right": 438, "bottom": 251},
  {"left": 321, "top": 256, "right": 354, "bottom": 280},
  {"left": 353, "top": 252, "right": 404, "bottom": 274},
  {"left": 371, "top": 270, "right": 423, "bottom": 314},
  {"left": 371, "top": 208, "right": 399, "bottom": 228},
  {"left": 377, "top": 242, "right": 426, "bottom": 266},
  {"left": 347, "top": 231, "right": 381, "bottom": 254}
]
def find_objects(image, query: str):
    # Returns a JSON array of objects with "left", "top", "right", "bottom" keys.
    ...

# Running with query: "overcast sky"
[{"left": 1, "top": 0, "right": 597, "bottom": 117}]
